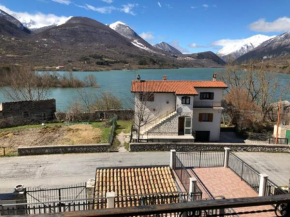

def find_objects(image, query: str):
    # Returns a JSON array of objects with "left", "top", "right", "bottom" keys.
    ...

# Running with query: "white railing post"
[
  {"left": 224, "top": 147, "right": 230, "bottom": 168},
  {"left": 106, "top": 192, "right": 115, "bottom": 208},
  {"left": 259, "top": 174, "right": 268, "bottom": 196},
  {"left": 189, "top": 177, "right": 197, "bottom": 194},
  {"left": 86, "top": 179, "right": 95, "bottom": 209},
  {"left": 170, "top": 149, "right": 176, "bottom": 169}
]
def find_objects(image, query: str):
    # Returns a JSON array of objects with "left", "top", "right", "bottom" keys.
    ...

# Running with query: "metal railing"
[
  {"left": 268, "top": 137, "right": 289, "bottom": 144},
  {"left": 174, "top": 155, "right": 192, "bottom": 193},
  {"left": 108, "top": 116, "right": 117, "bottom": 145},
  {"left": 193, "top": 101, "right": 222, "bottom": 108},
  {"left": 228, "top": 153, "right": 260, "bottom": 193},
  {"left": 29, "top": 194, "right": 290, "bottom": 217},
  {"left": 265, "top": 179, "right": 288, "bottom": 196},
  {"left": 177, "top": 151, "right": 224, "bottom": 168}
]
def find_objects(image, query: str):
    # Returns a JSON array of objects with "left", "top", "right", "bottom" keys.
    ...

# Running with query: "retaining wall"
[
  {"left": 18, "top": 144, "right": 110, "bottom": 156},
  {"left": 129, "top": 143, "right": 290, "bottom": 153}
]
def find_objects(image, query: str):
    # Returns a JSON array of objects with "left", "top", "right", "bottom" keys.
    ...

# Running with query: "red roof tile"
[{"left": 131, "top": 80, "right": 228, "bottom": 95}]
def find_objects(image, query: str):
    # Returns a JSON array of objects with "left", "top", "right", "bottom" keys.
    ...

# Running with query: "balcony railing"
[{"left": 193, "top": 101, "right": 222, "bottom": 108}]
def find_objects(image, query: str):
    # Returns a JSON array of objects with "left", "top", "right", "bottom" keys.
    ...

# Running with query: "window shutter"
[
  {"left": 210, "top": 93, "right": 214, "bottom": 99},
  {"left": 199, "top": 114, "right": 202, "bottom": 122},
  {"left": 209, "top": 114, "right": 213, "bottom": 122}
]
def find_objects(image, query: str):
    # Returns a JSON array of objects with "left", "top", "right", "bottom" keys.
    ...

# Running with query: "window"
[
  {"left": 199, "top": 113, "right": 213, "bottom": 122},
  {"left": 140, "top": 93, "right": 154, "bottom": 101},
  {"left": 181, "top": 96, "right": 190, "bottom": 104},
  {"left": 200, "top": 92, "right": 214, "bottom": 100}
]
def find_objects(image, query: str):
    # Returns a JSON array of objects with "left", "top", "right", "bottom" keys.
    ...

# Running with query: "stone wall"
[
  {"left": 130, "top": 142, "right": 290, "bottom": 153},
  {"left": 18, "top": 144, "right": 110, "bottom": 156},
  {"left": 55, "top": 109, "right": 134, "bottom": 122},
  {"left": 0, "top": 99, "right": 56, "bottom": 128}
]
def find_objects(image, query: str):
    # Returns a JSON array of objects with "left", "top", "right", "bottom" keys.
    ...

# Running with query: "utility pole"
[{"left": 275, "top": 91, "right": 283, "bottom": 144}]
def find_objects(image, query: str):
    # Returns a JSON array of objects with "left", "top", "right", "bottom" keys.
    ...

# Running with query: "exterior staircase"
[{"left": 141, "top": 111, "right": 177, "bottom": 135}]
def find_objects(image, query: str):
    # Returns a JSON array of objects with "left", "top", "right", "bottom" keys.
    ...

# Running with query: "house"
[{"left": 131, "top": 75, "right": 227, "bottom": 142}]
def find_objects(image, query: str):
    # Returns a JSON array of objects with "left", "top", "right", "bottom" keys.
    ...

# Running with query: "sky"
[{"left": 0, "top": 0, "right": 290, "bottom": 53}]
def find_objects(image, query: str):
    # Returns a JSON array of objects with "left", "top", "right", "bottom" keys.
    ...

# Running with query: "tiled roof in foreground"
[
  {"left": 131, "top": 80, "right": 228, "bottom": 95},
  {"left": 94, "top": 166, "right": 178, "bottom": 197}
]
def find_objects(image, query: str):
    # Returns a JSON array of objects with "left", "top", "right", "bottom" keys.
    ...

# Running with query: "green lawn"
[
  {"left": 116, "top": 120, "right": 133, "bottom": 134},
  {"left": 91, "top": 122, "right": 112, "bottom": 143}
]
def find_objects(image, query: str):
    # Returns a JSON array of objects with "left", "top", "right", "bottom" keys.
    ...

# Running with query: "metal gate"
[{"left": 25, "top": 183, "right": 87, "bottom": 204}]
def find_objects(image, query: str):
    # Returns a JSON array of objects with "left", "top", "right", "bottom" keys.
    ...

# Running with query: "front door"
[
  {"left": 184, "top": 117, "right": 192, "bottom": 135},
  {"left": 178, "top": 117, "right": 185, "bottom": 135}
]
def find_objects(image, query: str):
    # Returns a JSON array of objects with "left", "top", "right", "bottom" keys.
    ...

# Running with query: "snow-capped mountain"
[
  {"left": 217, "top": 34, "right": 275, "bottom": 61},
  {"left": 0, "top": 9, "right": 30, "bottom": 34},
  {"left": 109, "top": 21, "right": 159, "bottom": 53},
  {"left": 154, "top": 42, "right": 182, "bottom": 55},
  {"left": 237, "top": 31, "right": 290, "bottom": 62}
]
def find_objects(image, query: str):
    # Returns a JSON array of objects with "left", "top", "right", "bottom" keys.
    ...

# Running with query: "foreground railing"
[
  {"left": 269, "top": 137, "right": 289, "bottom": 145},
  {"left": 22, "top": 194, "right": 290, "bottom": 217}
]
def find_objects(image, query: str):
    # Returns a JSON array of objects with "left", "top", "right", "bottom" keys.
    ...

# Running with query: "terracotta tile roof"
[
  {"left": 94, "top": 166, "right": 178, "bottom": 198},
  {"left": 131, "top": 80, "right": 228, "bottom": 95}
]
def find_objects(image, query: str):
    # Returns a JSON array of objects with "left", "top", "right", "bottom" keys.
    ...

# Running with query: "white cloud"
[
  {"left": 157, "top": 2, "right": 162, "bottom": 8},
  {"left": 189, "top": 43, "right": 206, "bottom": 48},
  {"left": 51, "top": 0, "right": 71, "bottom": 5},
  {"left": 170, "top": 40, "right": 189, "bottom": 54},
  {"left": 140, "top": 32, "right": 154, "bottom": 41},
  {"left": 77, "top": 3, "right": 137, "bottom": 15},
  {"left": 249, "top": 17, "right": 290, "bottom": 32},
  {"left": 120, "top": 3, "right": 138, "bottom": 15},
  {"left": 0, "top": 5, "right": 71, "bottom": 29},
  {"left": 102, "top": 0, "right": 113, "bottom": 3},
  {"left": 191, "top": 6, "right": 197, "bottom": 9},
  {"left": 203, "top": 4, "right": 209, "bottom": 8},
  {"left": 211, "top": 39, "right": 246, "bottom": 47}
]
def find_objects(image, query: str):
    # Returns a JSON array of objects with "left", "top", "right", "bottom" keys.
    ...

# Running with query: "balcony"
[{"left": 193, "top": 101, "right": 222, "bottom": 108}]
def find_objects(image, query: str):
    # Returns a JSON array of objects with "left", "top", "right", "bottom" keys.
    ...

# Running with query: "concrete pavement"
[
  {"left": 0, "top": 152, "right": 169, "bottom": 193},
  {"left": 236, "top": 152, "right": 290, "bottom": 187},
  {"left": 1, "top": 151, "right": 289, "bottom": 193}
]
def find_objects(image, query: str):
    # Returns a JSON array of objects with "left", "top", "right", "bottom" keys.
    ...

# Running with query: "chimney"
[
  {"left": 213, "top": 74, "right": 217, "bottom": 81},
  {"left": 163, "top": 75, "right": 167, "bottom": 81}
]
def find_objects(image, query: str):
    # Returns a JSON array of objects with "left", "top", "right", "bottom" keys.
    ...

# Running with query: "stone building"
[{"left": 0, "top": 99, "right": 56, "bottom": 128}]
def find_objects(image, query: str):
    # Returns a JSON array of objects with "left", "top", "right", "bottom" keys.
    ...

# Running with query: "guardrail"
[
  {"left": 269, "top": 137, "right": 289, "bottom": 144},
  {"left": 193, "top": 101, "right": 222, "bottom": 108},
  {"left": 177, "top": 151, "right": 224, "bottom": 168},
  {"left": 24, "top": 194, "right": 290, "bottom": 217}
]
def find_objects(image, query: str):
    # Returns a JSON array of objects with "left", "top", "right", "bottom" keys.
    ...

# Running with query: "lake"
[{"left": 0, "top": 68, "right": 289, "bottom": 111}]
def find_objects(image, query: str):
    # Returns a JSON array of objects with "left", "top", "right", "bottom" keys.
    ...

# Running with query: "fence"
[
  {"left": 177, "top": 151, "right": 224, "bottom": 168},
  {"left": 268, "top": 137, "right": 289, "bottom": 144},
  {"left": 25, "top": 183, "right": 87, "bottom": 204},
  {"left": 108, "top": 116, "right": 117, "bottom": 145},
  {"left": 193, "top": 101, "right": 222, "bottom": 108},
  {"left": 265, "top": 179, "right": 287, "bottom": 196},
  {"left": 228, "top": 153, "right": 260, "bottom": 193}
]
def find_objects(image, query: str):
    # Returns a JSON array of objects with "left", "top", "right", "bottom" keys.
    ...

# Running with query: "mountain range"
[
  {"left": 0, "top": 11, "right": 225, "bottom": 71},
  {"left": 1, "top": 8, "right": 290, "bottom": 72}
]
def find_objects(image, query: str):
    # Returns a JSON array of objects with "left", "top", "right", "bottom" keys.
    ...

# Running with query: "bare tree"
[
  {"left": 132, "top": 92, "right": 157, "bottom": 141},
  {"left": 218, "top": 60, "right": 280, "bottom": 123},
  {"left": 3, "top": 65, "right": 50, "bottom": 101},
  {"left": 93, "top": 91, "right": 122, "bottom": 110}
]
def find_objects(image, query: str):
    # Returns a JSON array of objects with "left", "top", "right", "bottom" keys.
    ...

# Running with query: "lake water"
[{"left": 0, "top": 68, "right": 289, "bottom": 111}]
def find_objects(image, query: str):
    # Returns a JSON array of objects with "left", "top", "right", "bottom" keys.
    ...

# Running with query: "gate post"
[
  {"left": 259, "top": 174, "right": 268, "bottom": 196},
  {"left": 170, "top": 149, "right": 176, "bottom": 169},
  {"left": 189, "top": 177, "right": 197, "bottom": 201},
  {"left": 106, "top": 192, "right": 115, "bottom": 209},
  {"left": 224, "top": 147, "right": 230, "bottom": 168},
  {"left": 14, "top": 185, "right": 27, "bottom": 215},
  {"left": 86, "top": 179, "right": 95, "bottom": 209}
]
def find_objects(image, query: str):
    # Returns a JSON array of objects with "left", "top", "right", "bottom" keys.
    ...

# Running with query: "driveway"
[
  {"left": 0, "top": 152, "right": 169, "bottom": 193},
  {"left": 235, "top": 152, "right": 290, "bottom": 187}
]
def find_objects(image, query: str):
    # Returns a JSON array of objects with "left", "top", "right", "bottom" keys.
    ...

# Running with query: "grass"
[
  {"left": 0, "top": 123, "right": 64, "bottom": 133},
  {"left": 116, "top": 120, "right": 133, "bottom": 134},
  {"left": 91, "top": 122, "right": 111, "bottom": 143}
]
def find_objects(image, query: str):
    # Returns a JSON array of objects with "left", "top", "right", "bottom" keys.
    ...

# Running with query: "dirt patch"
[
  {"left": 58, "top": 124, "right": 102, "bottom": 145},
  {"left": 0, "top": 124, "right": 104, "bottom": 155}
]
